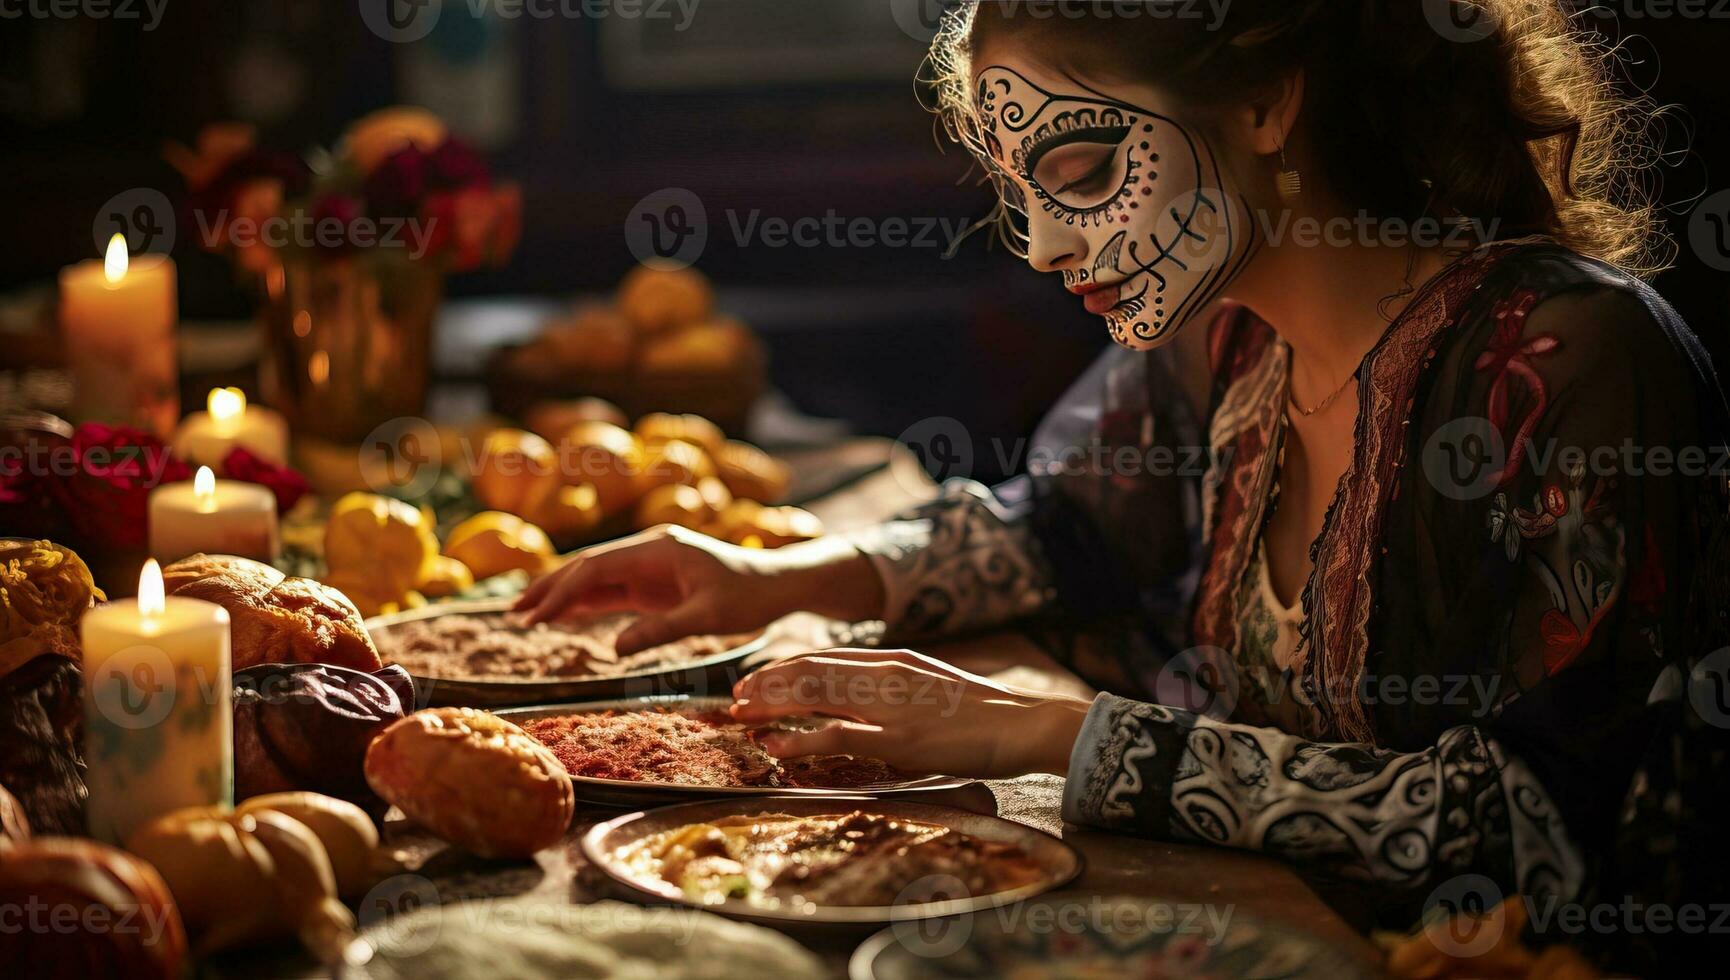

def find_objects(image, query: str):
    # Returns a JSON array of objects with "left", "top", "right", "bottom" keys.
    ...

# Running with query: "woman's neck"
[{"left": 1240, "top": 226, "right": 1450, "bottom": 406}]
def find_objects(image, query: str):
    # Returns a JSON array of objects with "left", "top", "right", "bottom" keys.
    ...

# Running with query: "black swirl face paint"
[{"left": 975, "top": 64, "right": 1260, "bottom": 350}]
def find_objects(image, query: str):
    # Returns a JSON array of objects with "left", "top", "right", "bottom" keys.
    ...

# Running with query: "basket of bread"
[{"left": 488, "top": 265, "right": 765, "bottom": 433}]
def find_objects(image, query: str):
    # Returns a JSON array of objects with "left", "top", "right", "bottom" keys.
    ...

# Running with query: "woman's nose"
[{"left": 1025, "top": 208, "right": 1086, "bottom": 274}]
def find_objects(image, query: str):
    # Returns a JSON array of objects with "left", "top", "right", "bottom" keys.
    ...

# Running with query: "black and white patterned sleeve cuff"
[
  {"left": 848, "top": 480, "right": 1056, "bottom": 638},
  {"left": 1061, "top": 693, "right": 1585, "bottom": 903}
]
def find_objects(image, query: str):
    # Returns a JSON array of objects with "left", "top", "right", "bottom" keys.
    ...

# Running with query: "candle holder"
[{"left": 258, "top": 257, "right": 444, "bottom": 445}]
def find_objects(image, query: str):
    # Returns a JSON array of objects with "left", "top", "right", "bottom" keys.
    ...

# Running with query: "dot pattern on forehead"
[{"left": 974, "top": 65, "right": 1261, "bottom": 349}]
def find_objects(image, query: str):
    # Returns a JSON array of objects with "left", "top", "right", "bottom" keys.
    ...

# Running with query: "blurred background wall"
[{"left": 2, "top": 0, "right": 1725, "bottom": 484}]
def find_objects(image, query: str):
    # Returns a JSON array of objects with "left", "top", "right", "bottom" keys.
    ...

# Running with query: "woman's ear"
[{"left": 1225, "top": 70, "right": 1305, "bottom": 157}]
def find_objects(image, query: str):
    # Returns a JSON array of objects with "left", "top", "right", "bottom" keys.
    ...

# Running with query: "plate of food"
[
  {"left": 582, "top": 797, "right": 1083, "bottom": 928},
  {"left": 495, "top": 696, "right": 973, "bottom": 805},
  {"left": 848, "top": 892, "right": 1378, "bottom": 979},
  {"left": 366, "top": 600, "right": 768, "bottom": 707}
]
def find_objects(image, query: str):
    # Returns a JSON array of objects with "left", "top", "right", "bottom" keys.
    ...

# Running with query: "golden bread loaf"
[{"left": 162, "top": 555, "right": 383, "bottom": 673}]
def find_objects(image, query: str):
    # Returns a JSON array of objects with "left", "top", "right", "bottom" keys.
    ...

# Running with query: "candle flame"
[
  {"left": 208, "top": 387, "right": 246, "bottom": 423},
  {"left": 103, "top": 234, "right": 129, "bottom": 284},
  {"left": 194, "top": 465, "right": 216, "bottom": 506},
  {"left": 138, "top": 559, "right": 165, "bottom": 616}
]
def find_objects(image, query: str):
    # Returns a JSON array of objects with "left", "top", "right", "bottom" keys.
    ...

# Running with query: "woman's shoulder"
[{"left": 1447, "top": 243, "right": 1712, "bottom": 388}]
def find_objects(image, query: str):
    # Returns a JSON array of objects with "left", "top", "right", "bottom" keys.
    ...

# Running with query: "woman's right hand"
[{"left": 510, "top": 524, "right": 886, "bottom": 655}]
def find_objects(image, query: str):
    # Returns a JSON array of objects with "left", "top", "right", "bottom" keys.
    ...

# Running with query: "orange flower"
[
  {"left": 163, "top": 123, "right": 258, "bottom": 191},
  {"left": 341, "top": 106, "right": 448, "bottom": 177}
]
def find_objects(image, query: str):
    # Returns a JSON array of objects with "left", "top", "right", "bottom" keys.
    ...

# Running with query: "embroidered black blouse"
[{"left": 851, "top": 243, "right": 1730, "bottom": 967}]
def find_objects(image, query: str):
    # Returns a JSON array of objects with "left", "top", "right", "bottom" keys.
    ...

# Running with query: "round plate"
[
  {"left": 495, "top": 696, "right": 975, "bottom": 805},
  {"left": 365, "top": 600, "right": 768, "bottom": 708},
  {"left": 849, "top": 891, "right": 1379, "bottom": 979},
  {"left": 583, "top": 797, "right": 1083, "bottom": 928}
]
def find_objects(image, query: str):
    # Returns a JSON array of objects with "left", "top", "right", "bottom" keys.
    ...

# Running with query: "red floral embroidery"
[
  {"left": 1540, "top": 599, "right": 1613, "bottom": 675},
  {"left": 1474, "top": 288, "right": 1561, "bottom": 486}
]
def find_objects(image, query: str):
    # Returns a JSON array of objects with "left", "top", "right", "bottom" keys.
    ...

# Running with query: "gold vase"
[{"left": 259, "top": 257, "right": 444, "bottom": 445}]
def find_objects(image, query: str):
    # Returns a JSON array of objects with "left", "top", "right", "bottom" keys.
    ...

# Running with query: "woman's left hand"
[{"left": 730, "top": 649, "right": 1093, "bottom": 779}]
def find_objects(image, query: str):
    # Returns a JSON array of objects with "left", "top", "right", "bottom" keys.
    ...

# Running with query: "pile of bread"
[
  {"left": 507, "top": 265, "right": 758, "bottom": 379},
  {"left": 468, "top": 409, "right": 823, "bottom": 552},
  {"left": 0, "top": 548, "right": 592, "bottom": 973}
]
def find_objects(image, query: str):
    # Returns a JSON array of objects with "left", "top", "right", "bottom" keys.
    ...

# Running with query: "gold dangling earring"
[{"left": 1276, "top": 136, "right": 1302, "bottom": 201}]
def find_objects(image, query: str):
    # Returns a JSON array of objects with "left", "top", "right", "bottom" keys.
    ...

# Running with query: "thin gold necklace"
[{"left": 1287, "top": 370, "right": 1356, "bottom": 418}]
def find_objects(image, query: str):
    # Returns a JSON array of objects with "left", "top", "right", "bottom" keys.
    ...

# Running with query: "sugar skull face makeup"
[{"left": 974, "top": 63, "right": 1260, "bottom": 350}]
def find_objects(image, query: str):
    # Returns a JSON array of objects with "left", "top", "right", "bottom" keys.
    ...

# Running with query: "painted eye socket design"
[
  {"left": 1028, "top": 126, "right": 1132, "bottom": 210},
  {"left": 1013, "top": 109, "right": 1144, "bottom": 229}
]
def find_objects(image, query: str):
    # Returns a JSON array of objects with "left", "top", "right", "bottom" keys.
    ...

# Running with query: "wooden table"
[
  {"left": 204, "top": 438, "right": 1380, "bottom": 976},
  {"left": 204, "top": 773, "right": 1376, "bottom": 978}
]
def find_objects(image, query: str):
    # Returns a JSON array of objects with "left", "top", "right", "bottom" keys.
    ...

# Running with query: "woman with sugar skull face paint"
[{"left": 518, "top": 3, "right": 1730, "bottom": 967}]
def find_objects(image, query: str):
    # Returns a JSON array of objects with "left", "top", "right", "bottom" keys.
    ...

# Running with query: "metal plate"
[
  {"left": 849, "top": 891, "right": 1379, "bottom": 979},
  {"left": 495, "top": 696, "right": 974, "bottom": 805},
  {"left": 366, "top": 600, "right": 768, "bottom": 708},
  {"left": 583, "top": 797, "right": 1084, "bottom": 928}
]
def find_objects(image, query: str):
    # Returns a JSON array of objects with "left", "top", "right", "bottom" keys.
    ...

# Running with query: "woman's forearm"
[
  {"left": 1061, "top": 694, "right": 1586, "bottom": 904},
  {"left": 774, "top": 535, "right": 888, "bottom": 624}
]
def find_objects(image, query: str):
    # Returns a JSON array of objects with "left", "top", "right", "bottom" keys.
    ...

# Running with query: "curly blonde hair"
[{"left": 923, "top": 0, "right": 1674, "bottom": 277}]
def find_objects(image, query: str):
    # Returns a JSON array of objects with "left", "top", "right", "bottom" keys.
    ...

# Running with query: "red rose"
[
  {"left": 49, "top": 424, "right": 189, "bottom": 550},
  {"left": 427, "top": 138, "right": 490, "bottom": 190},
  {"left": 364, "top": 146, "right": 429, "bottom": 220},
  {"left": 490, "top": 184, "right": 522, "bottom": 266},
  {"left": 221, "top": 447, "right": 310, "bottom": 514},
  {"left": 311, "top": 194, "right": 364, "bottom": 254}
]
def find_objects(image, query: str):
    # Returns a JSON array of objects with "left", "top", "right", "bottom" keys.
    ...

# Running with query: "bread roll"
[
  {"left": 616, "top": 265, "right": 713, "bottom": 334},
  {"left": 537, "top": 304, "right": 635, "bottom": 372},
  {"left": 162, "top": 555, "right": 383, "bottom": 673},
  {"left": 714, "top": 441, "right": 790, "bottom": 503}
]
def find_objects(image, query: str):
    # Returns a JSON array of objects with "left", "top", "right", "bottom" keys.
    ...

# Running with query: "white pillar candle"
[
  {"left": 147, "top": 466, "right": 280, "bottom": 565},
  {"left": 60, "top": 234, "right": 179, "bottom": 438},
  {"left": 82, "top": 560, "right": 232, "bottom": 844},
  {"left": 172, "top": 387, "right": 290, "bottom": 468}
]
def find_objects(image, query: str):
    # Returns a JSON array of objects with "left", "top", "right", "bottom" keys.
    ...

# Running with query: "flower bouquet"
[{"left": 167, "top": 108, "right": 521, "bottom": 444}]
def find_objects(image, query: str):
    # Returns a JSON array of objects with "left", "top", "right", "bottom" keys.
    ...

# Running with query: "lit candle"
[
  {"left": 60, "top": 234, "right": 179, "bottom": 438},
  {"left": 147, "top": 465, "right": 280, "bottom": 565},
  {"left": 172, "top": 387, "right": 290, "bottom": 468},
  {"left": 82, "top": 559, "right": 232, "bottom": 844}
]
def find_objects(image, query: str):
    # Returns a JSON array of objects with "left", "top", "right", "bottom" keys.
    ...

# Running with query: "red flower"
[
  {"left": 221, "top": 447, "right": 310, "bottom": 514},
  {"left": 364, "top": 146, "right": 429, "bottom": 219},
  {"left": 48, "top": 424, "right": 190, "bottom": 550},
  {"left": 1472, "top": 288, "right": 1561, "bottom": 488},
  {"left": 490, "top": 184, "right": 522, "bottom": 264},
  {"left": 422, "top": 184, "right": 521, "bottom": 272},
  {"left": 427, "top": 138, "right": 491, "bottom": 190},
  {"left": 311, "top": 194, "right": 364, "bottom": 253}
]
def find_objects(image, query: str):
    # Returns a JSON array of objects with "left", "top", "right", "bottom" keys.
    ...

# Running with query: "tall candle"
[
  {"left": 82, "top": 560, "right": 232, "bottom": 844},
  {"left": 173, "top": 387, "right": 290, "bottom": 468},
  {"left": 60, "top": 234, "right": 179, "bottom": 439},
  {"left": 148, "top": 465, "right": 280, "bottom": 564}
]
